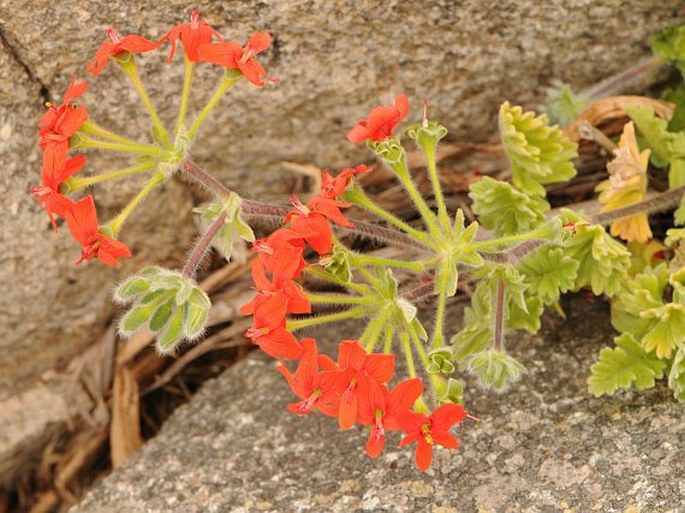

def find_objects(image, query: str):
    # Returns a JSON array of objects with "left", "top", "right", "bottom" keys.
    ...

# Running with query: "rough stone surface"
[
  {"left": 0, "top": 0, "right": 682, "bottom": 396},
  {"left": 74, "top": 298, "right": 685, "bottom": 512}
]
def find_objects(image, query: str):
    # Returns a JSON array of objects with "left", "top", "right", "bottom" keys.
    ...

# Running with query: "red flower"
[
  {"left": 197, "top": 32, "right": 278, "bottom": 87},
  {"left": 253, "top": 228, "right": 308, "bottom": 280},
  {"left": 239, "top": 259, "right": 311, "bottom": 324},
  {"left": 38, "top": 78, "right": 88, "bottom": 174},
  {"left": 161, "top": 9, "right": 223, "bottom": 63},
  {"left": 284, "top": 197, "right": 334, "bottom": 255},
  {"left": 357, "top": 378, "right": 423, "bottom": 459},
  {"left": 64, "top": 196, "right": 132, "bottom": 267},
  {"left": 245, "top": 322, "right": 303, "bottom": 360},
  {"left": 31, "top": 155, "right": 86, "bottom": 230},
  {"left": 277, "top": 338, "right": 342, "bottom": 416},
  {"left": 331, "top": 340, "right": 395, "bottom": 430},
  {"left": 320, "top": 165, "right": 371, "bottom": 199},
  {"left": 347, "top": 95, "right": 410, "bottom": 144},
  {"left": 398, "top": 403, "right": 466, "bottom": 472},
  {"left": 87, "top": 27, "right": 161, "bottom": 76},
  {"left": 307, "top": 196, "right": 354, "bottom": 228}
]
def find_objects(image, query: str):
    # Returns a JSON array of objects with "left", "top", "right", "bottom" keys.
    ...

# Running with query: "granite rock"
[{"left": 74, "top": 298, "right": 685, "bottom": 512}]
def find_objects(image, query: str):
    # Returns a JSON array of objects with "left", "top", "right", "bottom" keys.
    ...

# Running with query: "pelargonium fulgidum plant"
[{"left": 33, "top": 11, "right": 685, "bottom": 472}]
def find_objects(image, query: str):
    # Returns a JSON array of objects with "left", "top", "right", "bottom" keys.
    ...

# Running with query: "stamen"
[
  {"left": 190, "top": 10, "right": 200, "bottom": 30},
  {"left": 106, "top": 27, "right": 122, "bottom": 45}
]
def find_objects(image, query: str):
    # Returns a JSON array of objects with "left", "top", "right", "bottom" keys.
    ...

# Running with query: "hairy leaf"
[
  {"left": 469, "top": 176, "right": 549, "bottom": 236},
  {"left": 668, "top": 346, "right": 685, "bottom": 402},
  {"left": 518, "top": 246, "right": 580, "bottom": 305},
  {"left": 467, "top": 350, "right": 527, "bottom": 392},
  {"left": 499, "top": 102, "right": 578, "bottom": 196},
  {"left": 543, "top": 80, "right": 588, "bottom": 127},
  {"left": 588, "top": 333, "right": 665, "bottom": 396}
]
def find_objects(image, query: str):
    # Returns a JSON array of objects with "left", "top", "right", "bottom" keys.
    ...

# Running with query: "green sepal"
[
  {"left": 323, "top": 248, "right": 353, "bottom": 283},
  {"left": 469, "top": 176, "right": 549, "bottom": 236},
  {"left": 466, "top": 350, "right": 527, "bottom": 391},
  {"left": 149, "top": 300, "right": 173, "bottom": 332},
  {"left": 427, "top": 347, "right": 455, "bottom": 375},
  {"left": 368, "top": 138, "right": 405, "bottom": 166},
  {"left": 194, "top": 194, "right": 255, "bottom": 262},
  {"left": 120, "top": 304, "right": 156, "bottom": 334},
  {"left": 114, "top": 276, "right": 151, "bottom": 303},
  {"left": 184, "top": 301, "right": 208, "bottom": 340},
  {"left": 587, "top": 332, "right": 665, "bottom": 396},
  {"left": 435, "top": 377, "right": 464, "bottom": 405},
  {"left": 499, "top": 101, "right": 578, "bottom": 197},
  {"left": 156, "top": 305, "right": 186, "bottom": 353}
]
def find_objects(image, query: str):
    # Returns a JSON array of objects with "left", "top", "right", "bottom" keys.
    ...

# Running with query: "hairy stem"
[
  {"left": 182, "top": 210, "right": 228, "bottom": 279},
  {"left": 592, "top": 185, "right": 685, "bottom": 225},
  {"left": 492, "top": 278, "right": 505, "bottom": 352},
  {"left": 580, "top": 56, "right": 665, "bottom": 101},
  {"left": 287, "top": 307, "right": 366, "bottom": 331}
]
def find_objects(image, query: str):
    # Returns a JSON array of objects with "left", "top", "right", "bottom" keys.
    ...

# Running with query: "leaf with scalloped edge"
[
  {"left": 499, "top": 102, "right": 578, "bottom": 196},
  {"left": 466, "top": 350, "right": 527, "bottom": 392},
  {"left": 560, "top": 210, "right": 631, "bottom": 297},
  {"left": 625, "top": 105, "right": 685, "bottom": 168},
  {"left": 640, "top": 303, "right": 685, "bottom": 359},
  {"left": 469, "top": 176, "right": 549, "bottom": 236},
  {"left": 518, "top": 246, "right": 580, "bottom": 305},
  {"left": 650, "top": 25, "right": 685, "bottom": 76},
  {"left": 588, "top": 333, "right": 665, "bottom": 396},
  {"left": 543, "top": 80, "right": 588, "bottom": 127},
  {"left": 668, "top": 346, "right": 685, "bottom": 402}
]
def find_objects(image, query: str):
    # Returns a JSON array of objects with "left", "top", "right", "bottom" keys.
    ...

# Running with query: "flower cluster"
[
  {"left": 31, "top": 78, "right": 131, "bottom": 266},
  {"left": 241, "top": 133, "right": 468, "bottom": 470},
  {"left": 31, "top": 10, "right": 277, "bottom": 267}
]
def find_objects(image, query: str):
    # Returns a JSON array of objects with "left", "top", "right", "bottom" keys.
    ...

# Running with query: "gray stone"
[
  {"left": 0, "top": 0, "right": 682, "bottom": 397},
  {"left": 74, "top": 298, "right": 685, "bottom": 512}
]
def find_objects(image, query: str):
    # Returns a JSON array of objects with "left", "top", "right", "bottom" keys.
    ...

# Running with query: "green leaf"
[
  {"left": 588, "top": 333, "right": 666, "bottom": 396},
  {"left": 640, "top": 303, "right": 685, "bottom": 359},
  {"left": 543, "top": 80, "right": 588, "bottom": 127},
  {"left": 469, "top": 177, "right": 549, "bottom": 236},
  {"left": 662, "top": 85, "right": 685, "bottom": 132},
  {"left": 506, "top": 293, "right": 543, "bottom": 334},
  {"left": 625, "top": 104, "right": 685, "bottom": 167},
  {"left": 610, "top": 264, "right": 667, "bottom": 339},
  {"left": 650, "top": 25, "right": 685, "bottom": 76},
  {"left": 518, "top": 246, "right": 579, "bottom": 305},
  {"left": 668, "top": 346, "right": 685, "bottom": 402},
  {"left": 466, "top": 350, "right": 527, "bottom": 391},
  {"left": 561, "top": 213, "right": 631, "bottom": 296},
  {"left": 499, "top": 101, "right": 578, "bottom": 197}
]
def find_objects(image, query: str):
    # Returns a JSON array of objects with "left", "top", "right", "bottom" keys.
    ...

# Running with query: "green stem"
[
  {"left": 348, "top": 252, "right": 428, "bottom": 273},
  {"left": 390, "top": 155, "right": 441, "bottom": 239},
  {"left": 344, "top": 185, "right": 427, "bottom": 243},
  {"left": 423, "top": 142, "right": 449, "bottom": 227},
  {"left": 382, "top": 324, "right": 393, "bottom": 354},
  {"left": 431, "top": 276, "right": 448, "bottom": 348},
  {"left": 469, "top": 228, "right": 548, "bottom": 253},
  {"left": 64, "top": 163, "right": 156, "bottom": 192},
  {"left": 107, "top": 171, "right": 165, "bottom": 236},
  {"left": 72, "top": 135, "right": 163, "bottom": 156},
  {"left": 116, "top": 54, "right": 172, "bottom": 150},
  {"left": 305, "top": 292, "right": 371, "bottom": 306},
  {"left": 79, "top": 120, "right": 153, "bottom": 148},
  {"left": 287, "top": 307, "right": 365, "bottom": 332},
  {"left": 402, "top": 330, "right": 430, "bottom": 413},
  {"left": 407, "top": 321, "right": 431, "bottom": 368},
  {"left": 188, "top": 74, "right": 240, "bottom": 141},
  {"left": 303, "top": 266, "right": 368, "bottom": 295},
  {"left": 361, "top": 309, "right": 390, "bottom": 352},
  {"left": 175, "top": 58, "right": 194, "bottom": 136}
]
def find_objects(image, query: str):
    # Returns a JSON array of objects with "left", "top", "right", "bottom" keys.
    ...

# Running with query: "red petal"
[
  {"left": 363, "top": 353, "right": 395, "bottom": 384},
  {"left": 365, "top": 425, "right": 386, "bottom": 459},
  {"left": 338, "top": 340, "right": 367, "bottom": 370},
  {"left": 415, "top": 441, "right": 433, "bottom": 472},
  {"left": 346, "top": 122, "right": 370, "bottom": 144},
  {"left": 256, "top": 327, "right": 303, "bottom": 360},
  {"left": 65, "top": 195, "right": 98, "bottom": 245},
  {"left": 121, "top": 34, "right": 161, "bottom": 54},
  {"left": 246, "top": 32, "right": 272, "bottom": 55},
  {"left": 394, "top": 94, "right": 410, "bottom": 117},
  {"left": 338, "top": 386, "right": 358, "bottom": 430},
  {"left": 197, "top": 41, "right": 242, "bottom": 67},
  {"left": 430, "top": 404, "right": 466, "bottom": 432},
  {"left": 432, "top": 432, "right": 459, "bottom": 449}
]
